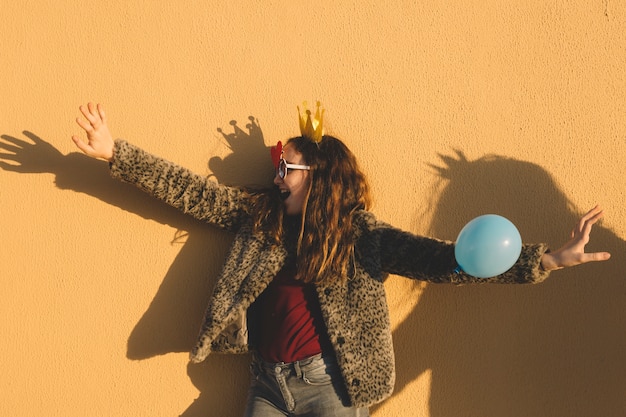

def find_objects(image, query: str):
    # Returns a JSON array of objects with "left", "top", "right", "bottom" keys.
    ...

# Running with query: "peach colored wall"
[{"left": 1, "top": 1, "right": 624, "bottom": 416}]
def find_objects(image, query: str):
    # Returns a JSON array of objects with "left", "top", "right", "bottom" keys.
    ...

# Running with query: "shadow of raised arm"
[
  {"left": 378, "top": 150, "right": 626, "bottom": 417},
  {"left": 0, "top": 131, "right": 202, "bottom": 230}
]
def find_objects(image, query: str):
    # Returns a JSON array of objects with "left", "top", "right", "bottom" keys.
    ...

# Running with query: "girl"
[{"left": 72, "top": 102, "right": 609, "bottom": 416}]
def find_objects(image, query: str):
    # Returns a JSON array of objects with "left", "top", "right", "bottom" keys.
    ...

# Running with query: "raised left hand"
[
  {"left": 540, "top": 205, "right": 611, "bottom": 271},
  {"left": 71, "top": 102, "right": 115, "bottom": 162}
]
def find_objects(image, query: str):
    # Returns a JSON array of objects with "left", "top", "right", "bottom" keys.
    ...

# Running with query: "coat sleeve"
[
  {"left": 109, "top": 139, "right": 250, "bottom": 231},
  {"left": 368, "top": 215, "right": 551, "bottom": 284}
]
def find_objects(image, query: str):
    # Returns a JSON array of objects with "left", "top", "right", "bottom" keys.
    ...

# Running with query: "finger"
[
  {"left": 0, "top": 152, "right": 19, "bottom": 161},
  {"left": 22, "top": 131, "right": 45, "bottom": 144},
  {"left": 0, "top": 161, "right": 22, "bottom": 171},
  {"left": 97, "top": 103, "right": 107, "bottom": 123},
  {"left": 580, "top": 205, "right": 603, "bottom": 224},
  {"left": 575, "top": 206, "right": 604, "bottom": 235},
  {"left": 581, "top": 251, "right": 611, "bottom": 263},
  {"left": 579, "top": 210, "right": 604, "bottom": 238},
  {"left": 0, "top": 142, "right": 22, "bottom": 154},
  {"left": 71, "top": 135, "right": 93, "bottom": 155},
  {"left": 76, "top": 117, "right": 93, "bottom": 133},
  {"left": 88, "top": 102, "right": 103, "bottom": 128},
  {"left": 79, "top": 104, "right": 98, "bottom": 126},
  {"left": 0, "top": 134, "right": 31, "bottom": 149},
  {"left": 79, "top": 104, "right": 91, "bottom": 120},
  {"left": 88, "top": 102, "right": 97, "bottom": 117}
]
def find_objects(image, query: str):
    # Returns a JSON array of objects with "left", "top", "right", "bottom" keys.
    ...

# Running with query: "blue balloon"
[{"left": 454, "top": 214, "right": 522, "bottom": 278}]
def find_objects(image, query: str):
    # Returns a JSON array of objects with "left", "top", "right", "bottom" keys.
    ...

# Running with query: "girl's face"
[{"left": 273, "top": 143, "right": 311, "bottom": 215}]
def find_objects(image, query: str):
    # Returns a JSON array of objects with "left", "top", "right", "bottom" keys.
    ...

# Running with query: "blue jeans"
[{"left": 243, "top": 353, "right": 369, "bottom": 417}]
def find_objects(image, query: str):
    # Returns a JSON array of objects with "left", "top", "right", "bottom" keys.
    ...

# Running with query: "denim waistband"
[{"left": 252, "top": 352, "right": 329, "bottom": 376}]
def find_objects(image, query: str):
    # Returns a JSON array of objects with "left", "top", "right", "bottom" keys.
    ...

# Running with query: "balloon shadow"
[
  {"left": 374, "top": 151, "right": 626, "bottom": 416},
  {"left": 0, "top": 116, "right": 274, "bottom": 417}
]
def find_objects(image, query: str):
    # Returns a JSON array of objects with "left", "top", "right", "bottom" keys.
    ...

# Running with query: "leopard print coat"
[{"left": 109, "top": 139, "right": 551, "bottom": 408}]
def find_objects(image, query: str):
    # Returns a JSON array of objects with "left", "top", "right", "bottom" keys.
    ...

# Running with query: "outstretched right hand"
[{"left": 71, "top": 102, "right": 115, "bottom": 161}]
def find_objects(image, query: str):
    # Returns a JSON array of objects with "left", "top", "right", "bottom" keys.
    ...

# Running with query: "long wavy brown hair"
[{"left": 248, "top": 135, "right": 372, "bottom": 285}]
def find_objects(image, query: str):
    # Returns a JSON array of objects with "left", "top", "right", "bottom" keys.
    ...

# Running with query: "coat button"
[
  {"left": 324, "top": 288, "right": 332, "bottom": 296},
  {"left": 337, "top": 336, "right": 345, "bottom": 345},
  {"left": 352, "top": 378, "right": 360, "bottom": 387}
]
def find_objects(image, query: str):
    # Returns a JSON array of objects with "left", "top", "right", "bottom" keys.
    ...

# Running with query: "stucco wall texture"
[{"left": 1, "top": 1, "right": 624, "bottom": 416}]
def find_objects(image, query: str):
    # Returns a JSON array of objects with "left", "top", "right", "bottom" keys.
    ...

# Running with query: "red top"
[{"left": 257, "top": 263, "right": 331, "bottom": 363}]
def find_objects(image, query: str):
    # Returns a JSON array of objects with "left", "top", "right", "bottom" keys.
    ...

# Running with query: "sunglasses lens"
[{"left": 278, "top": 160, "right": 287, "bottom": 178}]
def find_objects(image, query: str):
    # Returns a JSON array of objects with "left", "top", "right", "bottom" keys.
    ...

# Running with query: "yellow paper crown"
[{"left": 298, "top": 101, "right": 325, "bottom": 143}]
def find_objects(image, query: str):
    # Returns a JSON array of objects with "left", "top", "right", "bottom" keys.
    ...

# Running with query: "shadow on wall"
[
  {"left": 373, "top": 151, "right": 626, "bottom": 417},
  {"left": 0, "top": 117, "right": 273, "bottom": 417},
  {"left": 3, "top": 131, "right": 624, "bottom": 416}
]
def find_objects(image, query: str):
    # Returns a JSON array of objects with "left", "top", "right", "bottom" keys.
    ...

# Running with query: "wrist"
[
  {"left": 104, "top": 140, "right": 115, "bottom": 162},
  {"left": 540, "top": 252, "right": 562, "bottom": 272}
]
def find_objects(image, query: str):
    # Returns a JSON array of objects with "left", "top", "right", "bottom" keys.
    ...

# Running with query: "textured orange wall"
[{"left": 1, "top": 1, "right": 624, "bottom": 416}]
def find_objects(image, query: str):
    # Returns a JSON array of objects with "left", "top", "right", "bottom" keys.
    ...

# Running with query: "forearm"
[
  {"left": 450, "top": 243, "right": 551, "bottom": 284},
  {"left": 378, "top": 223, "right": 551, "bottom": 284},
  {"left": 109, "top": 140, "right": 249, "bottom": 230}
]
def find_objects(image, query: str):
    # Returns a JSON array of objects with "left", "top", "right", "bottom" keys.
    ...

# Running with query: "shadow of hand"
[
  {"left": 0, "top": 130, "right": 201, "bottom": 230},
  {"left": 0, "top": 131, "right": 65, "bottom": 174}
]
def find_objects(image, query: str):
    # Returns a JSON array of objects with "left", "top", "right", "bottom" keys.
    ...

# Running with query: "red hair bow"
[{"left": 270, "top": 141, "right": 283, "bottom": 169}]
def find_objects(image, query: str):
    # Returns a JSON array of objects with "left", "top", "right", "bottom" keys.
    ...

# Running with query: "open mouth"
[{"left": 279, "top": 189, "right": 291, "bottom": 201}]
